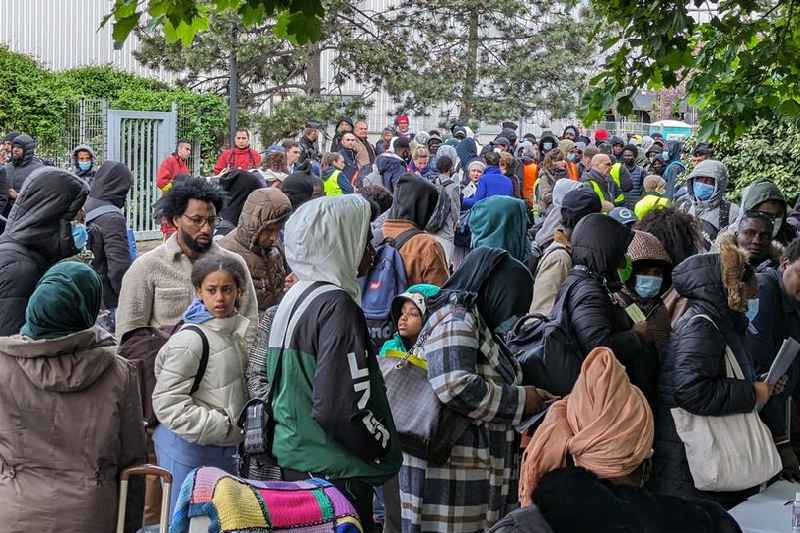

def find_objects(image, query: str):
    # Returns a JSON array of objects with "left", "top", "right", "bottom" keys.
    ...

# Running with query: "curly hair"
[
  {"left": 154, "top": 177, "right": 225, "bottom": 222},
  {"left": 359, "top": 184, "right": 393, "bottom": 214},
  {"left": 634, "top": 206, "right": 703, "bottom": 265},
  {"left": 264, "top": 151, "right": 287, "bottom": 173}
]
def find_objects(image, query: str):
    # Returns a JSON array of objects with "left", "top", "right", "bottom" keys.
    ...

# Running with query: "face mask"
[
  {"left": 635, "top": 275, "right": 663, "bottom": 299},
  {"left": 693, "top": 181, "right": 715, "bottom": 201},
  {"left": 745, "top": 298, "right": 759, "bottom": 322},
  {"left": 493, "top": 147, "right": 503, "bottom": 154},
  {"left": 662, "top": 150, "right": 669, "bottom": 160},
  {"left": 772, "top": 217, "right": 783, "bottom": 239},
  {"left": 78, "top": 161, "right": 92, "bottom": 172},
  {"left": 617, "top": 255, "right": 633, "bottom": 284},
  {"left": 542, "top": 142, "right": 553, "bottom": 151},
  {"left": 566, "top": 153, "right": 578, "bottom": 162},
  {"left": 71, "top": 222, "right": 88, "bottom": 250}
]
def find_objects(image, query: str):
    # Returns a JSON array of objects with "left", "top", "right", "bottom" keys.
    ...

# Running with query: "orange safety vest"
[{"left": 566, "top": 162, "right": 580, "bottom": 181}]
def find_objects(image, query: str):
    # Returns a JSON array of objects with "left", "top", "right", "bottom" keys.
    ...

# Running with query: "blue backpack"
[{"left": 360, "top": 228, "right": 422, "bottom": 347}]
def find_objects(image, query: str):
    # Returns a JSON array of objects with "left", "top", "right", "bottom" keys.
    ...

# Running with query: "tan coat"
[
  {"left": 383, "top": 218, "right": 449, "bottom": 286},
  {"left": 0, "top": 328, "right": 147, "bottom": 533},
  {"left": 530, "top": 229, "right": 572, "bottom": 315},
  {"left": 218, "top": 188, "right": 292, "bottom": 313}
]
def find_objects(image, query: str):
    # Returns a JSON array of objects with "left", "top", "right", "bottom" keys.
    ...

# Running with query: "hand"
[
  {"left": 8, "top": 188, "right": 16, "bottom": 199},
  {"left": 632, "top": 321, "right": 654, "bottom": 343},
  {"left": 523, "top": 386, "right": 545, "bottom": 416},
  {"left": 778, "top": 443, "right": 800, "bottom": 483},
  {"left": 753, "top": 381, "right": 774, "bottom": 406},
  {"left": 284, "top": 272, "right": 298, "bottom": 290}
]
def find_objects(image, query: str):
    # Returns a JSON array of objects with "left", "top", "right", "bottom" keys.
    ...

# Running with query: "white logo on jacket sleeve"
[{"left": 348, "top": 351, "right": 390, "bottom": 449}]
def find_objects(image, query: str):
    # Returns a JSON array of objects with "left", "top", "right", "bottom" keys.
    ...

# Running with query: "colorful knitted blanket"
[{"left": 170, "top": 467, "right": 363, "bottom": 533}]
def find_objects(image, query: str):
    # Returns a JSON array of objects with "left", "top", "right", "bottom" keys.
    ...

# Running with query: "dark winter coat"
[
  {"left": 217, "top": 169, "right": 264, "bottom": 233},
  {"left": 0, "top": 327, "right": 148, "bottom": 533},
  {"left": 0, "top": 133, "right": 44, "bottom": 217},
  {"left": 535, "top": 467, "right": 743, "bottom": 533},
  {"left": 338, "top": 146, "right": 359, "bottom": 183},
  {"left": 0, "top": 169, "right": 88, "bottom": 335},
  {"left": 299, "top": 134, "right": 321, "bottom": 164},
  {"left": 218, "top": 188, "right": 292, "bottom": 313},
  {"left": 70, "top": 144, "right": 98, "bottom": 184},
  {"left": 85, "top": 161, "right": 134, "bottom": 310},
  {"left": 624, "top": 163, "right": 647, "bottom": 209},
  {"left": 649, "top": 253, "right": 758, "bottom": 507},
  {"left": 375, "top": 152, "right": 406, "bottom": 193},
  {"left": 747, "top": 267, "right": 800, "bottom": 442},
  {"left": 558, "top": 214, "right": 655, "bottom": 395},
  {"left": 487, "top": 507, "right": 554, "bottom": 533}
]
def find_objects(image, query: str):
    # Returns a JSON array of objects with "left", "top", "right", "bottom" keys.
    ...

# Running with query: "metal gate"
[{"left": 107, "top": 109, "right": 177, "bottom": 239}]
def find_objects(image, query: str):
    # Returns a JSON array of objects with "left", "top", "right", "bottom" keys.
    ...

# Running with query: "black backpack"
[{"left": 506, "top": 276, "right": 584, "bottom": 396}]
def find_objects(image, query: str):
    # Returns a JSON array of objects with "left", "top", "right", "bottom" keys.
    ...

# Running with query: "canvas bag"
[{"left": 670, "top": 313, "right": 782, "bottom": 491}]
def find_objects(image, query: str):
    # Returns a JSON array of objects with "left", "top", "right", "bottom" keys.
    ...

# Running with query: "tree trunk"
[
  {"left": 228, "top": 27, "right": 239, "bottom": 145},
  {"left": 459, "top": 7, "right": 479, "bottom": 121},
  {"left": 306, "top": 43, "right": 322, "bottom": 97}
]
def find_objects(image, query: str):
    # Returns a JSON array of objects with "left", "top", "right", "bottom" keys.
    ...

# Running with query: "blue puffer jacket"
[
  {"left": 375, "top": 153, "right": 406, "bottom": 193},
  {"left": 462, "top": 166, "right": 513, "bottom": 209}
]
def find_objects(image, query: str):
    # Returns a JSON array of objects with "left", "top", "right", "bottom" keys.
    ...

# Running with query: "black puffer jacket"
[
  {"left": 558, "top": 214, "right": 654, "bottom": 393},
  {"left": 0, "top": 168, "right": 89, "bottom": 335},
  {"left": 535, "top": 467, "right": 742, "bottom": 533},
  {"left": 0, "top": 134, "right": 44, "bottom": 218},
  {"left": 649, "top": 253, "right": 758, "bottom": 507},
  {"left": 85, "top": 161, "right": 133, "bottom": 310}
]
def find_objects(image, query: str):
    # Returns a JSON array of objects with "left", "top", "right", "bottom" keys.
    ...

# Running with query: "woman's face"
[
  {"left": 397, "top": 301, "right": 423, "bottom": 342},
  {"left": 196, "top": 270, "right": 240, "bottom": 318},
  {"left": 414, "top": 153, "right": 429, "bottom": 168},
  {"left": 469, "top": 166, "right": 482, "bottom": 183}
]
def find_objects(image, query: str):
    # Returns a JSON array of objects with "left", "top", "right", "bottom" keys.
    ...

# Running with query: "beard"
[{"left": 180, "top": 228, "right": 212, "bottom": 254}]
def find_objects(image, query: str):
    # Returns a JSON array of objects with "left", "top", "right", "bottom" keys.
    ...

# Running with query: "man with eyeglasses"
[{"left": 116, "top": 177, "right": 259, "bottom": 345}]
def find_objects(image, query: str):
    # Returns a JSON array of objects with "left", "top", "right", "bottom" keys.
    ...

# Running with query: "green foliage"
[
  {"left": 104, "top": 0, "right": 324, "bottom": 49},
  {"left": 583, "top": 0, "right": 800, "bottom": 141},
  {"left": 0, "top": 46, "right": 227, "bottom": 166},
  {"left": 714, "top": 120, "right": 800, "bottom": 202},
  {"left": 0, "top": 45, "right": 80, "bottom": 147},
  {"left": 253, "top": 95, "right": 370, "bottom": 146},
  {"left": 370, "top": 0, "right": 599, "bottom": 121}
]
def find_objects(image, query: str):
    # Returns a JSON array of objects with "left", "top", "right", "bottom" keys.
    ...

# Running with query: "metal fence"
[{"left": 38, "top": 98, "right": 108, "bottom": 169}]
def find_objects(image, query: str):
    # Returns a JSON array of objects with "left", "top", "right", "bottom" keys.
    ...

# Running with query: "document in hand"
[{"left": 766, "top": 337, "right": 800, "bottom": 385}]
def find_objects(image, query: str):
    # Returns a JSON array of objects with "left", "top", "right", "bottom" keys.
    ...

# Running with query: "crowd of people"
[{"left": 1, "top": 116, "right": 800, "bottom": 533}]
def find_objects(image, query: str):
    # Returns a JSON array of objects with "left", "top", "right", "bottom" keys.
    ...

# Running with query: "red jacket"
[
  {"left": 213, "top": 147, "right": 262, "bottom": 174},
  {"left": 156, "top": 154, "right": 190, "bottom": 193}
]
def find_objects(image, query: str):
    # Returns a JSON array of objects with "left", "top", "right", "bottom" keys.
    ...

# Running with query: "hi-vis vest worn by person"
[
  {"left": 609, "top": 163, "right": 625, "bottom": 206},
  {"left": 323, "top": 169, "right": 344, "bottom": 196}
]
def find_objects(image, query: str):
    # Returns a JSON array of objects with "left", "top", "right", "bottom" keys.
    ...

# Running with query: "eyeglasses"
[{"left": 182, "top": 214, "right": 217, "bottom": 228}]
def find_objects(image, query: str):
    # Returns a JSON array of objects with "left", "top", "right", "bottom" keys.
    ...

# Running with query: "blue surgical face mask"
[
  {"left": 635, "top": 274, "right": 663, "bottom": 299},
  {"left": 693, "top": 181, "right": 715, "bottom": 201},
  {"left": 542, "top": 142, "right": 553, "bottom": 151},
  {"left": 78, "top": 161, "right": 92, "bottom": 172},
  {"left": 71, "top": 222, "right": 88, "bottom": 250},
  {"left": 566, "top": 153, "right": 578, "bottom": 162},
  {"left": 745, "top": 298, "right": 759, "bottom": 322}
]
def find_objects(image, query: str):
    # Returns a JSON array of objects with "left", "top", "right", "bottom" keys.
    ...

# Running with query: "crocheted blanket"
[{"left": 170, "top": 467, "right": 363, "bottom": 533}]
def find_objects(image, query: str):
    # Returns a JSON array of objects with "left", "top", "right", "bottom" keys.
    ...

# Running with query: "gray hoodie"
[
  {"left": 685, "top": 159, "right": 740, "bottom": 234},
  {"left": 70, "top": 144, "right": 97, "bottom": 182}
]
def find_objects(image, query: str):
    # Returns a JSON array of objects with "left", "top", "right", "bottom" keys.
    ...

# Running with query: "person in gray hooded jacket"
[
  {"left": 70, "top": 144, "right": 98, "bottom": 184},
  {"left": 683, "top": 159, "right": 740, "bottom": 244}
]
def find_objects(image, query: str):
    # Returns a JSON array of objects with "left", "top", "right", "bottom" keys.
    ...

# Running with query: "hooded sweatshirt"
[
  {"left": 70, "top": 144, "right": 97, "bottom": 182},
  {"left": 85, "top": 161, "right": 134, "bottom": 309},
  {"left": 212, "top": 145, "right": 262, "bottom": 174},
  {"left": 1, "top": 134, "right": 44, "bottom": 217},
  {"left": 685, "top": 160, "right": 740, "bottom": 239},
  {"left": 217, "top": 169, "right": 264, "bottom": 231},
  {"left": 218, "top": 188, "right": 292, "bottom": 312},
  {"left": 270, "top": 195, "right": 402, "bottom": 483},
  {"left": 0, "top": 168, "right": 89, "bottom": 335}
]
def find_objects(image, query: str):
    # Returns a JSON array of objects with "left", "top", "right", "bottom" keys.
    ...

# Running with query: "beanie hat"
[
  {"left": 558, "top": 139, "right": 576, "bottom": 157},
  {"left": 395, "top": 114, "right": 410, "bottom": 125},
  {"left": 610, "top": 136, "right": 625, "bottom": 147},
  {"left": 453, "top": 126, "right": 467, "bottom": 139},
  {"left": 609, "top": 207, "right": 637, "bottom": 227},
  {"left": 594, "top": 129, "right": 610, "bottom": 142},
  {"left": 494, "top": 136, "right": 511, "bottom": 147},
  {"left": 561, "top": 188, "right": 602, "bottom": 229},
  {"left": 500, "top": 128, "right": 518, "bottom": 144},
  {"left": 394, "top": 136, "right": 411, "bottom": 150},
  {"left": 501, "top": 121, "right": 518, "bottom": 131},
  {"left": 628, "top": 230, "right": 672, "bottom": 265}
]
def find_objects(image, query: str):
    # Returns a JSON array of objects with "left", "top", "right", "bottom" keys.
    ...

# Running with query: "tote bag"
[{"left": 670, "top": 314, "right": 781, "bottom": 492}]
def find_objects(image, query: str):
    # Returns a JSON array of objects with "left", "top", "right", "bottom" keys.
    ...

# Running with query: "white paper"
[{"left": 766, "top": 337, "right": 800, "bottom": 385}]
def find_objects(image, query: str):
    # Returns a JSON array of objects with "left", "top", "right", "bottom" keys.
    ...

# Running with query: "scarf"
[
  {"left": 21, "top": 261, "right": 101, "bottom": 339},
  {"left": 519, "top": 347, "right": 654, "bottom": 505},
  {"left": 182, "top": 297, "right": 216, "bottom": 324}
]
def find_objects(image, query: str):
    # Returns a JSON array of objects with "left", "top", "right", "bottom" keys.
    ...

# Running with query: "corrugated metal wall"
[{"left": 0, "top": 0, "right": 177, "bottom": 80}]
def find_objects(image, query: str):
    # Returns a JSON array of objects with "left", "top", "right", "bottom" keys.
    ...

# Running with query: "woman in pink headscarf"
[{"left": 509, "top": 348, "right": 742, "bottom": 533}]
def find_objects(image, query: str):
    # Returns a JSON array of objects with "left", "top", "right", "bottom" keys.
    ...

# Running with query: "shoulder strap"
[
  {"left": 85, "top": 204, "right": 124, "bottom": 224},
  {"left": 391, "top": 228, "right": 423, "bottom": 251},
  {"left": 181, "top": 325, "right": 210, "bottom": 395},
  {"left": 267, "top": 282, "right": 344, "bottom": 409}
]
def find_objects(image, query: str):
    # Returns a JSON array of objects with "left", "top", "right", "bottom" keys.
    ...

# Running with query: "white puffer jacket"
[{"left": 153, "top": 315, "right": 250, "bottom": 447}]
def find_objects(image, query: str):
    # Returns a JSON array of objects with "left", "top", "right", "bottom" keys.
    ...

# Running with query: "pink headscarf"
[{"left": 519, "top": 347, "right": 654, "bottom": 506}]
